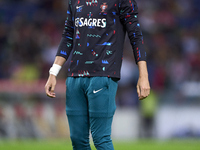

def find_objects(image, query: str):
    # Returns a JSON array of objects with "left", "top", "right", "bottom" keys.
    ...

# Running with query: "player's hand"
[
  {"left": 45, "top": 74, "right": 57, "bottom": 98},
  {"left": 136, "top": 76, "right": 150, "bottom": 100}
]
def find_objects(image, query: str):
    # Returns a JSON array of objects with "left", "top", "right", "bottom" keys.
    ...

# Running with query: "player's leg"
[
  {"left": 66, "top": 77, "right": 91, "bottom": 150},
  {"left": 87, "top": 77, "right": 118, "bottom": 150},
  {"left": 90, "top": 116, "right": 114, "bottom": 150},
  {"left": 67, "top": 115, "right": 91, "bottom": 150}
]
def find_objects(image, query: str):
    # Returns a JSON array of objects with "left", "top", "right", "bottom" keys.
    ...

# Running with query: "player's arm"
[
  {"left": 45, "top": 56, "right": 66, "bottom": 98},
  {"left": 137, "top": 61, "right": 150, "bottom": 100},
  {"left": 119, "top": 0, "right": 150, "bottom": 100},
  {"left": 45, "top": 0, "right": 74, "bottom": 98}
]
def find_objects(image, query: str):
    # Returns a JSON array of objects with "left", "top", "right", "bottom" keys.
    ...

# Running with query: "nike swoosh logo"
[
  {"left": 76, "top": 5, "right": 83, "bottom": 9},
  {"left": 93, "top": 88, "right": 103, "bottom": 94}
]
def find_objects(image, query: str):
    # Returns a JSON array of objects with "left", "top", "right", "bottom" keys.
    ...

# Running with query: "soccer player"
[{"left": 45, "top": 0, "right": 150, "bottom": 149}]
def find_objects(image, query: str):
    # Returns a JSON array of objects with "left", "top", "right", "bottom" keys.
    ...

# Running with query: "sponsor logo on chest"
[{"left": 75, "top": 17, "right": 106, "bottom": 28}]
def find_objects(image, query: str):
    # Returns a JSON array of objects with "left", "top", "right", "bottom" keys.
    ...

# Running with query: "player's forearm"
[
  {"left": 137, "top": 61, "right": 148, "bottom": 78},
  {"left": 53, "top": 56, "right": 66, "bottom": 66},
  {"left": 48, "top": 56, "right": 66, "bottom": 77},
  {"left": 137, "top": 61, "right": 150, "bottom": 100}
]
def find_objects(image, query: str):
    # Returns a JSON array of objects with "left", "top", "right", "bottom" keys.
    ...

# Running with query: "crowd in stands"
[
  {"left": 0, "top": 0, "right": 199, "bottom": 87},
  {"left": 0, "top": 99, "right": 69, "bottom": 139}
]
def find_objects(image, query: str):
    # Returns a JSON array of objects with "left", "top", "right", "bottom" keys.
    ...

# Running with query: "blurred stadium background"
[{"left": 0, "top": 0, "right": 200, "bottom": 149}]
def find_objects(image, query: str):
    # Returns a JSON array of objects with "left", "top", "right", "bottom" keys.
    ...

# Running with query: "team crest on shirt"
[{"left": 100, "top": 2, "right": 108, "bottom": 13}]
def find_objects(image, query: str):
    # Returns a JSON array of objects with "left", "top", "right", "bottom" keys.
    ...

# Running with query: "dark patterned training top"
[{"left": 56, "top": 0, "right": 146, "bottom": 79}]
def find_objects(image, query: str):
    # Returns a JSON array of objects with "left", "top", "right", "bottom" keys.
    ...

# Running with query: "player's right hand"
[{"left": 45, "top": 74, "right": 57, "bottom": 98}]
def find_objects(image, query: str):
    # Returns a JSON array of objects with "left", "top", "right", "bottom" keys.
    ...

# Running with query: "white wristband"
[{"left": 49, "top": 64, "right": 62, "bottom": 76}]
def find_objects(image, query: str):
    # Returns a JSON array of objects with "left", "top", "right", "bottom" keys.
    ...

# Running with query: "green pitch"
[{"left": 0, "top": 139, "right": 200, "bottom": 150}]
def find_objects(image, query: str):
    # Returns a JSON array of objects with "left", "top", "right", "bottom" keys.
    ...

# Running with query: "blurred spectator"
[
  {"left": 14, "top": 104, "right": 38, "bottom": 138},
  {"left": 139, "top": 90, "right": 158, "bottom": 138},
  {"left": 0, "top": 106, "right": 8, "bottom": 138}
]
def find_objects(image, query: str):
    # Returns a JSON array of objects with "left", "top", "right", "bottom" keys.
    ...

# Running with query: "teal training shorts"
[{"left": 65, "top": 77, "right": 118, "bottom": 117}]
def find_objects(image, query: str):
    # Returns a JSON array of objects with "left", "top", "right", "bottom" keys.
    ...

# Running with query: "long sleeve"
[
  {"left": 56, "top": 0, "right": 74, "bottom": 60},
  {"left": 119, "top": 0, "right": 146, "bottom": 63}
]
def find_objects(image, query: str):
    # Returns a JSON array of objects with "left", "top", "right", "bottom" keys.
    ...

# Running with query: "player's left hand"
[{"left": 136, "top": 77, "right": 150, "bottom": 100}]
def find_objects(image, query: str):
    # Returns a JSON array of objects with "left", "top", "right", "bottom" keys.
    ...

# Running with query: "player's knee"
[
  {"left": 92, "top": 135, "right": 113, "bottom": 149},
  {"left": 70, "top": 134, "right": 90, "bottom": 149},
  {"left": 70, "top": 134, "right": 79, "bottom": 145}
]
